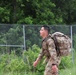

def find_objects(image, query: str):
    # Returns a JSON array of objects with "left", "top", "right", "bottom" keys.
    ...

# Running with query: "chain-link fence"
[{"left": 0, "top": 24, "right": 76, "bottom": 61}]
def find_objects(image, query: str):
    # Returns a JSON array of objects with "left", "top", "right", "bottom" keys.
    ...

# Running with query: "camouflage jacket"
[{"left": 38, "top": 34, "right": 61, "bottom": 66}]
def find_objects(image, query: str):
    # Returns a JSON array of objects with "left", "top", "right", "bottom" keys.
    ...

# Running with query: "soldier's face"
[{"left": 40, "top": 27, "right": 46, "bottom": 37}]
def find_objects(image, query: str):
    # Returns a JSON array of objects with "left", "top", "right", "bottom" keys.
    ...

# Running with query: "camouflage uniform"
[{"left": 38, "top": 34, "right": 61, "bottom": 75}]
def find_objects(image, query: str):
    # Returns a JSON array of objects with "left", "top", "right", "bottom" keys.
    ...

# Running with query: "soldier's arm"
[
  {"left": 37, "top": 49, "right": 44, "bottom": 62},
  {"left": 33, "top": 49, "right": 44, "bottom": 67},
  {"left": 47, "top": 39, "right": 58, "bottom": 66}
]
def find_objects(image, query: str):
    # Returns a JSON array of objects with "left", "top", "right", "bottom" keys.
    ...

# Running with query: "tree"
[
  {"left": 51, "top": 0, "right": 76, "bottom": 24},
  {"left": 0, "top": 0, "right": 64, "bottom": 24}
]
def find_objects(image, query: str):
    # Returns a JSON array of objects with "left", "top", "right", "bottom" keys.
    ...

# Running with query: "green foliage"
[
  {"left": 0, "top": 51, "right": 26, "bottom": 72},
  {"left": 0, "top": 0, "right": 76, "bottom": 24},
  {"left": 1, "top": 0, "right": 76, "bottom": 24},
  {"left": 73, "top": 34, "right": 76, "bottom": 49},
  {"left": 6, "top": 59, "right": 26, "bottom": 72},
  {"left": 60, "top": 67, "right": 76, "bottom": 75},
  {"left": 0, "top": 44, "right": 45, "bottom": 74},
  {"left": 59, "top": 55, "right": 72, "bottom": 69},
  {"left": 51, "top": 0, "right": 76, "bottom": 24},
  {"left": 0, "top": 7, "right": 10, "bottom": 22},
  {"left": 23, "top": 44, "right": 41, "bottom": 72},
  {"left": 17, "top": 16, "right": 33, "bottom": 24},
  {"left": 0, "top": 45, "right": 75, "bottom": 75}
]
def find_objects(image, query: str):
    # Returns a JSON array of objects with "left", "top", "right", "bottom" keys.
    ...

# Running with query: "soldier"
[{"left": 33, "top": 25, "right": 61, "bottom": 75}]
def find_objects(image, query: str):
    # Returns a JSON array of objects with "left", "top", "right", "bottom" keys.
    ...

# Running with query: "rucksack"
[{"left": 51, "top": 32, "right": 72, "bottom": 56}]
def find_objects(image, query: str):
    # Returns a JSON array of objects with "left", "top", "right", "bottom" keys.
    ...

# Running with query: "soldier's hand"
[
  {"left": 52, "top": 65, "right": 58, "bottom": 73},
  {"left": 33, "top": 61, "right": 38, "bottom": 67}
]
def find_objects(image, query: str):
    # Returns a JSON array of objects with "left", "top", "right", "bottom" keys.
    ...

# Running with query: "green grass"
[
  {"left": 0, "top": 71, "right": 37, "bottom": 75},
  {"left": 0, "top": 67, "right": 76, "bottom": 75},
  {"left": 0, "top": 64, "right": 75, "bottom": 75},
  {"left": 60, "top": 66, "right": 76, "bottom": 75}
]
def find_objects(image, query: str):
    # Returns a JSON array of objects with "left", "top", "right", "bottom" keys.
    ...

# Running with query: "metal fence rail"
[{"left": 0, "top": 45, "right": 24, "bottom": 47}]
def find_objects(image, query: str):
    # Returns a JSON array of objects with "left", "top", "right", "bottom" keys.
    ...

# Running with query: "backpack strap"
[{"left": 51, "top": 36, "right": 60, "bottom": 56}]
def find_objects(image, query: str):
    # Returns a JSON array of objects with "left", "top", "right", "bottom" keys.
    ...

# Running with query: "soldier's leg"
[{"left": 44, "top": 61, "right": 58, "bottom": 75}]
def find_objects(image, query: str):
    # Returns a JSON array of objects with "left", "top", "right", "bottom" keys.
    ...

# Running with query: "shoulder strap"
[{"left": 51, "top": 36, "right": 60, "bottom": 56}]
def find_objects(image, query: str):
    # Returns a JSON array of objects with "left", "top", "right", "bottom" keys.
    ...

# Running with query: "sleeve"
[
  {"left": 47, "top": 39, "right": 58, "bottom": 65},
  {"left": 38, "top": 49, "right": 44, "bottom": 61}
]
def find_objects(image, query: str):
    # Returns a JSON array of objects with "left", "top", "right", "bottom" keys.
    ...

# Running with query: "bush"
[
  {"left": 59, "top": 55, "right": 73, "bottom": 69},
  {"left": 23, "top": 44, "right": 43, "bottom": 72},
  {"left": 0, "top": 51, "right": 26, "bottom": 72},
  {"left": 0, "top": 44, "right": 74, "bottom": 75}
]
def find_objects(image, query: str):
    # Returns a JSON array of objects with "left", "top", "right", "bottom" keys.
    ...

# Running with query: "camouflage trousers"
[{"left": 44, "top": 60, "right": 58, "bottom": 75}]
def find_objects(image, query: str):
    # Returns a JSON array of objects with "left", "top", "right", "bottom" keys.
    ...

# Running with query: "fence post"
[
  {"left": 70, "top": 25, "right": 74, "bottom": 64},
  {"left": 23, "top": 25, "right": 26, "bottom": 50}
]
